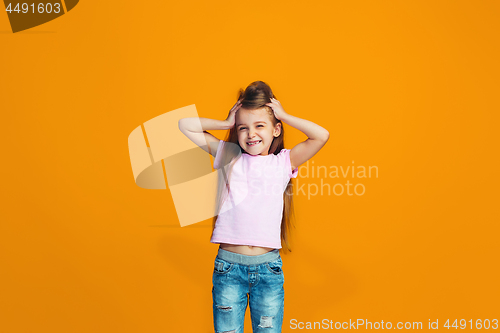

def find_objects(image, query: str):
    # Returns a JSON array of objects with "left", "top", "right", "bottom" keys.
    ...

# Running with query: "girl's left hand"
[{"left": 266, "top": 98, "right": 288, "bottom": 121}]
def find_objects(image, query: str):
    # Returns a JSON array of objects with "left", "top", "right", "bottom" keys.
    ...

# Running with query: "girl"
[{"left": 178, "top": 81, "right": 329, "bottom": 333}]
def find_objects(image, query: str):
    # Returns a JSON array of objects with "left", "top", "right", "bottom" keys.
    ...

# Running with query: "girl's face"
[{"left": 235, "top": 107, "right": 281, "bottom": 156}]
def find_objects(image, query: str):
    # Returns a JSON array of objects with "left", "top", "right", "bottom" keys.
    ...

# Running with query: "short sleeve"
[
  {"left": 279, "top": 148, "right": 298, "bottom": 179},
  {"left": 213, "top": 140, "right": 225, "bottom": 170}
]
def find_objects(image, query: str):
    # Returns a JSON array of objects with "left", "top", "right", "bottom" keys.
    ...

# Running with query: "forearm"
[
  {"left": 280, "top": 113, "right": 329, "bottom": 141},
  {"left": 178, "top": 117, "right": 230, "bottom": 133}
]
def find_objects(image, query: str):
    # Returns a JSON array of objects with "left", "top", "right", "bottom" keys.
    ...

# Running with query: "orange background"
[{"left": 1, "top": 1, "right": 499, "bottom": 332}]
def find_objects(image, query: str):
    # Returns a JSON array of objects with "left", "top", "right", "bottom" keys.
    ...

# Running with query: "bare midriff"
[{"left": 219, "top": 243, "right": 275, "bottom": 256}]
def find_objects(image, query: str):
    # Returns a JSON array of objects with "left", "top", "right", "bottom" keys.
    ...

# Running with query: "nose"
[{"left": 248, "top": 128, "right": 256, "bottom": 138}]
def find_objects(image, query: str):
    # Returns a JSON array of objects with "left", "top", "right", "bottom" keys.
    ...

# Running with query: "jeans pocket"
[
  {"left": 265, "top": 258, "right": 283, "bottom": 275},
  {"left": 213, "top": 258, "right": 234, "bottom": 275}
]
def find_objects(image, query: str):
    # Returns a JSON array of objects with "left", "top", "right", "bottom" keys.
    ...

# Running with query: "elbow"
[
  {"left": 178, "top": 118, "right": 185, "bottom": 132},
  {"left": 321, "top": 130, "right": 330, "bottom": 143}
]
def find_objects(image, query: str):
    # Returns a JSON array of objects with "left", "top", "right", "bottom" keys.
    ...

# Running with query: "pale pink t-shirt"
[{"left": 210, "top": 140, "right": 298, "bottom": 249}]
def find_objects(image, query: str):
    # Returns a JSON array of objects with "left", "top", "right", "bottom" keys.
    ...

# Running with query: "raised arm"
[
  {"left": 178, "top": 101, "right": 242, "bottom": 157},
  {"left": 266, "top": 98, "right": 329, "bottom": 171},
  {"left": 177, "top": 117, "right": 226, "bottom": 157}
]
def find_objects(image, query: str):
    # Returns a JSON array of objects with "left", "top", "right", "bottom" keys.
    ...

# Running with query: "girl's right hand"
[{"left": 224, "top": 100, "right": 242, "bottom": 128}]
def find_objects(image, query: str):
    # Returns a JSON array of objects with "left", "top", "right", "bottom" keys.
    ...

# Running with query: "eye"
[
  {"left": 239, "top": 127, "right": 246, "bottom": 130},
  {"left": 257, "top": 125, "right": 264, "bottom": 127}
]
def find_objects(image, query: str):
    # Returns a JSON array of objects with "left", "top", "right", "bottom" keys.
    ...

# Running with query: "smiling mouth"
[{"left": 247, "top": 140, "right": 262, "bottom": 146}]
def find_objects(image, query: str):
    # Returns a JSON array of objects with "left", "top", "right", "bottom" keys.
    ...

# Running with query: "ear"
[{"left": 273, "top": 122, "right": 282, "bottom": 137}]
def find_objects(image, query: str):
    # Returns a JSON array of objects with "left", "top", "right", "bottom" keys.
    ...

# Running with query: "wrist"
[
  {"left": 278, "top": 112, "right": 291, "bottom": 123},
  {"left": 222, "top": 120, "right": 233, "bottom": 130}
]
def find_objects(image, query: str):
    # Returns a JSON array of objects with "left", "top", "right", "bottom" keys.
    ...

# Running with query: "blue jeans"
[{"left": 212, "top": 248, "right": 285, "bottom": 333}]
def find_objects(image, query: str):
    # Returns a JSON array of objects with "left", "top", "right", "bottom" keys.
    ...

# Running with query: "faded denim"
[{"left": 212, "top": 248, "right": 285, "bottom": 333}]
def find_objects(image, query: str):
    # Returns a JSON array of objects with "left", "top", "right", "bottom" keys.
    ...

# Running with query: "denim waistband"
[{"left": 216, "top": 248, "right": 280, "bottom": 265}]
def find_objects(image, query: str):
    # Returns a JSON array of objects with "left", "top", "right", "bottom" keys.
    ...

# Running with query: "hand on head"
[{"left": 225, "top": 100, "right": 243, "bottom": 128}]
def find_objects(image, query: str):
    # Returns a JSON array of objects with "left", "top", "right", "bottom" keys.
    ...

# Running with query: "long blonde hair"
[{"left": 210, "top": 81, "right": 296, "bottom": 253}]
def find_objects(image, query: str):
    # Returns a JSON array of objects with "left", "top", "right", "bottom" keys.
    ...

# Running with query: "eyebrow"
[{"left": 236, "top": 121, "right": 267, "bottom": 127}]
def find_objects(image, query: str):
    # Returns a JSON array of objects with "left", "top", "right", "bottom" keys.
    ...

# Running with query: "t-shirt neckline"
[{"left": 243, "top": 152, "right": 274, "bottom": 157}]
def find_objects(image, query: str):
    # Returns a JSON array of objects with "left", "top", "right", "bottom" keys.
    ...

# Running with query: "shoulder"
[
  {"left": 271, "top": 148, "right": 288, "bottom": 164},
  {"left": 213, "top": 140, "right": 243, "bottom": 169},
  {"left": 276, "top": 148, "right": 289, "bottom": 156},
  {"left": 277, "top": 148, "right": 298, "bottom": 178},
  {"left": 276, "top": 148, "right": 291, "bottom": 160}
]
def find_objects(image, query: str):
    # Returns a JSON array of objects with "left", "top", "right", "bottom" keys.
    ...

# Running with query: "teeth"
[{"left": 247, "top": 140, "right": 261, "bottom": 146}]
